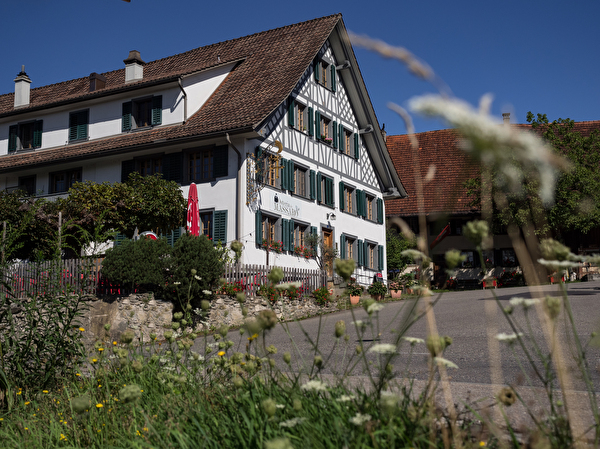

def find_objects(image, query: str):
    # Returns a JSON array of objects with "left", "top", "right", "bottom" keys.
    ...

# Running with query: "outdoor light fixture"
[
  {"left": 327, "top": 213, "right": 337, "bottom": 221},
  {"left": 359, "top": 124, "right": 374, "bottom": 134}
]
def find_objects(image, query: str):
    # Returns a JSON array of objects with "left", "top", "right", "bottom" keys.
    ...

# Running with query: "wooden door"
[{"left": 323, "top": 228, "right": 333, "bottom": 276}]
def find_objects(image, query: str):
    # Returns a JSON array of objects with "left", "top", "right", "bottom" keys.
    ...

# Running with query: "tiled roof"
[
  {"left": 0, "top": 14, "right": 341, "bottom": 172},
  {"left": 385, "top": 120, "right": 600, "bottom": 217}
]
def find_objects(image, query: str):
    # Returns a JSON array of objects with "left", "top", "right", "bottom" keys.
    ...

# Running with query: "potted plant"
[
  {"left": 345, "top": 278, "right": 363, "bottom": 305},
  {"left": 388, "top": 279, "right": 402, "bottom": 299},
  {"left": 367, "top": 281, "right": 387, "bottom": 301}
]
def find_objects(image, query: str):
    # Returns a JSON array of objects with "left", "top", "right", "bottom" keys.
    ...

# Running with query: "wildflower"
[
  {"left": 337, "top": 394, "right": 355, "bottom": 402},
  {"left": 267, "top": 344, "right": 277, "bottom": 354},
  {"left": 539, "top": 238, "right": 572, "bottom": 262},
  {"left": 24, "top": 402, "right": 30, "bottom": 405},
  {"left": 433, "top": 357, "right": 459, "bottom": 369},
  {"left": 194, "top": 275, "right": 202, "bottom": 280},
  {"left": 96, "top": 403, "right": 103, "bottom": 408},
  {"left": 380, "top": 391, "right": 399, "bottom": 415},
  {"left": 261, "top": 398, "right": 277, "bottom": 417},
  {"left": 426, "top": 335, "right": 452, "bottom": 356},
  {"left": 59, "top": 434, "right": 67, "bottom": 441},
  {"left": 445, "top": 249, "right": 466, "bottom": 269},
  {"left": 544, "top": 296, "right": 562, "bottom": 319},
  {"left": 368, "top": 344, "right": 397, "bottom": 354},
  {"left": 352, "top": 320, "right": 364, "bottom": 328},
  {"left": 367, "top": 302, "right": 384, "bottom": 314},
  {"left": 313, "top": 355, "right": 323, "bottom": 368},
  {"left": 79, "top": 327, "right": 85, "bottom": 332},
  {"left": 113, "top": 341, "right": 118, "bottom": 345},
  {"left": 119, "top": 384, "right": 142, "bottom": 404},
  {"left": 42, "top": 390, "right": 48, "bottom": 394},
  {"left": 258, "top": 309, "right": 278, "bottom": 330},
  {"left": 174, "top": 281, "right": 181, "bottom": 285},
  {"left": 334, "top": 320, "right": 346, "bottom": 338},
  {"left": 403, "top": 337, "right": 425, "bottom": 345},
  {"left": 463, "top": 220, "right": 489, "bottom": 247},
  {"left": 98, "top": 348, "right": 104, "bottom": 352},
  {"left": 201, "top": 300, "right": 211, "bottom": 310},
  {"left": 401, "top": 249, "right": 428, "bottom": 262},
  {"left": 247, "top": 333, "right": 259, "bottom": 342},
  {"left": 283, "top": 352, "right": 291, "bottom": 364},
  {"left": 300, "top": 380, "right": 328, "bottom": 392},
  {"left": 279, "top": 417, "right": 306, "bottom": 428},
  {"left": 497, "top": 387, "right": 516, "bottom": 406},
  {"left": 218, "top": 351, "right": 226, "bottom": 357},
  {"left": 538, "top": 259, "right": 580, "bottom": 270},
  {"left": 265, "top": 438, "right": 294, "bottom": 449},
  {"left": 350, "top": 413, "right": 372, "bottom": 426}
]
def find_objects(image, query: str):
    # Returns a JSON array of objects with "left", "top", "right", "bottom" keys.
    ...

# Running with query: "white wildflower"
[
  {"left": 433, "top": 357, "right": 459, "bottom": 369},
  {"left": 409, "top": 94, "right": 562, "bottom": 204},
  {"left": 368, "top": 344, "right": 397, "bottom": 355},
  {"left": 350, "top": 413, "right": 372, "bottom": 426},
  {"left": 401, "top": 249, "right": 428, "bottom": 261},
  {"left": 538, "top": 259, "right": 581, "bottom": 269},
  {"left": 509, "top": 297, "right": 525, "bottom": 306},
  {"left": 510, "top": 297, "right": 539, "bottom": 309},
  {"left": 173, "top": 282, "right": 181, "bottom": 285},
  {"left": 524, "top": 298, "right": 540, "bottom": 308},
  {"left": 276, "top": 404, "right": 285, "bottom": 409},
  {"left": 300, "top": 380, "right": 328, "bottom": 392},
  {"left": 337, "top": 394, "right": 355, "bottom": 402},
  {"left": 412, "top": 285, "right": 433, "bottom": 296},
  {"left": 202, "top": 290, "right": 212, "bottom": 295},
  {"left": 352, "top": 320, "right": 364, "bottom": 327},
  {"left": 496, "top": 332, "right": 522, "bottom": 343},
  {"left": 194, "top": 275, "right": 202, "bottom": 280},
  {"left": 367, "top": 302, "right": 384, "bottom": 314},
  {"left": 279, "top": 417, "right": 306, "bottom": 428},
  {"left": 403, "top": 337, "right": 425, "bottom": 345}
]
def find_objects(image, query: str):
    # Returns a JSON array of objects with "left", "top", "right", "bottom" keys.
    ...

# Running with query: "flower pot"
[
  {"left": 391, "top": 290, "right": 402, "bottom": 299},
  {"left": 349, "top": 295, "right": 360, "bottom": 305},
  {"left": 371, "top": 294, "right": 384, "bottom": 301}
]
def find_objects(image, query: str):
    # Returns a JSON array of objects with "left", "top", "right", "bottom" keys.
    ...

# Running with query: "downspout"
[
  {"left": 178, "top": 77, "right": 187, "bottom": 123},
  {"left": 226, "top": 133, "right": 243, "bottom": 242}
]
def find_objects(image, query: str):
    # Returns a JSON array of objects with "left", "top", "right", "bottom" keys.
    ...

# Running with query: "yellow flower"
[
  {"left": 96, "top": 403, "right": 103, "bottom": 408},
  {"left": 218, "top": 351, "right": 226, "bottom": 357},
  {"left": 98, "top": 348, "right": 104, "bottom": 352},
  {"left": 479, "top": 443, "right": 486, "bottom": 447},
  {"left": 113, "top": 341, "right": 118, "bottom": 345},
  {"left": 248, "top": 333, "right": 259, "bottom": 341},
  {"left": 60, "top": 434, "right": 67, "bottom": 441},
  {"left": 24, "top": 402, "right": 30, "bottom": 405},
  {"left": 76, "top": 373, "right": 81, "bottom": 376},
  {"left": 16, "top": 391, "right": 22, "bottom": 395},
  {"left": 79, "top": 327, "right": 85, "bottom": 332},
  {"left": 143, "top": 427, "right": 148, "bottom": 432},
  {"left": 42, "top": 390, "right": 48, "bottom": 394},
  {"left": 92, "top": 359, "right": 98, "bottom": 364}
]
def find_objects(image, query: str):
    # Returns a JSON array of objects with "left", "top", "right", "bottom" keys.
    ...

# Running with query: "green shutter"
[
  {"left": 316, "top": 172, "right": 322, "bottom": 203},
  {"left": 308, "top": 107, "right": 314, "bottom": 136},
  {"left": 331, "top": 65, "right": 336, "bottom": 92},
  {"left": 354, "top": 133, "right": 360, "bottom": 160},
  {"left": 288, "top": 99, "right": 295, "bottom": 127},
  {"left": 340, "top": 234, "right": 346, "bottom": 259},
  {"left": 356, "top": 189, "right": 362, "bottom": 217},
  {"left": 377, "top": 198, "right": 384, "bottom": 224},
  {"left": 309, "top": 170, "right": 316, "bottom": 200},
  {"left": 163, "top": 152, "right": 183, "bottom": 183},
  {"left": 33, "top": 120, "right": 43, "bottom": 148},
  {"left": 213, "top": 145, "right": 229, "bottom": 178},
  {"left": 114, "top": 233, "right": 128, "bottom": 247},
  {"left": 339, "top": 124, "right": 345, "bottom": 153},
  {"left": 358, "top": 239, "right": 364, "bottom": 267},
  {"left": 333, "top": 121, "right": 338, "bottom": 149},
  {"left": 339, "top": 181, "right": 345, "bottom": 211},
  {"left": 361, "top": 191, "right": 367, "bottom": 217},
  {"left": 121, "top": 160, "right": 135, "bottom": 182},
  {"left": 213, "top": 210, "right": 228, "bottom": 244},
  {"left": 314, "top": 59, "right": 320, "bottom": 82},
  {"left": 280, "top": 158, "right": 288, "bottom": 190},
  {"left": 122, "top": 101, "right": 132, "bottom": 131},
  {"left": 378, "top": 245, "right": 384, "bottom": 271},
  {"left": 315, "top": 111, "right": 321, "bottom": 138},
  {"left": 326, "top": 177, "right": 334, "bottom": 207},
  {"left": 166, "top": 227, "right": 182, "bottom": 247},
  {"left": 8, "top": 125, "right": 17, "bottom": 152},
  {"left": 281, "top": 219, "right": 288, "bottom": 251},
  {"left": 151, "top": 96, "right": 162, "bottom": 126},
  {"left": 288, "top": 160, "right": 295, "bottom": 193},
  {"left": 289, "top": 219, "right": 295, "bottom": 250},
  {"left": 70, "top": 110, "right": 89, "bottom": 141},
  {"left": 255, "top": 210, "right": 262, "bottom": 245},
  {"left": 69, "top": 113, "right": 79, "bottom": 142}
]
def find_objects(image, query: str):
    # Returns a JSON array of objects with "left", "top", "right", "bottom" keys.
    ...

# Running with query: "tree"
[{"left": 386, "top": 225, "right": 416, "bottom": 277}]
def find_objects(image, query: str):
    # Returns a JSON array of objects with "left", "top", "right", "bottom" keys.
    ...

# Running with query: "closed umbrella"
[{"left": 186, "top": 183, "right": 200, "bottom": 236}]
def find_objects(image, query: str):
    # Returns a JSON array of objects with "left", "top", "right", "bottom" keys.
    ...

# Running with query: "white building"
[{"left": 0, "top": 14, "right": 405, "bottom": 284}]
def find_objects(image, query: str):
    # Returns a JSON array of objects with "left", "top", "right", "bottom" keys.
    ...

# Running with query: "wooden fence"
[{"left": 2, "top": 259, "right": 326, "bottom": 299}]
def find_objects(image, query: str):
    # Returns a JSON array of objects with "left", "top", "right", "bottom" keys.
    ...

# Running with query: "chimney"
[
  {"left": 123, "top": 50, "right": 145, "bottom": 83},
  {"left": 14, "top": 65, "right": 32, "bottom": 108},
  {"left": 89, "top": 72, "right": 107, "bottom": 92},
  {"left": 502, "top": 112, "right": 510, "bottom": 125},
  {"left": 380, "top": 123, "right": 387, "bottom": 142}
]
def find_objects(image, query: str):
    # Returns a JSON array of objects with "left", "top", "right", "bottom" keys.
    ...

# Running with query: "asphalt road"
[{"left": 217, "top": 281, "right": 600, "bottom": 392}]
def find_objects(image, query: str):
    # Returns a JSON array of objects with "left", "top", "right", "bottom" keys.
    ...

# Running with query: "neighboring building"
[
  {"left": 0, "top": 14, "right": 405, "bottom": 285},
  {"left": 385, "top": 119, "right": 600, "bottom": 285}
]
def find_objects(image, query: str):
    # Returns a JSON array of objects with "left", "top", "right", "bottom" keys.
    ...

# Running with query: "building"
[
  {"left": 0, "top": 14, "right": 405, "bottom": 285},
  {"left": 385, "top": 118, "right": 600, "bottom": 286}
]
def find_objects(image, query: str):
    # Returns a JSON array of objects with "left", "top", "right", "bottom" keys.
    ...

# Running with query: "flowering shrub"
[
  {"left": 312, "top": 286, "right": 331, "bottom": 306},
  {"left": 258, "top": 284, "right": 280, "bottom": 302},
  {"left": 497, "top": 270, "right": 525, "bottom": 288},
  {"left": 367, "top": 281, "right": 387, "bottom": 297},
  {"left": 220, "top": 280, "right": 246, "bottom": 298},
  {"left": 262, "top": 240, "right": 284, "bottom": 254},
  {"left": 346, "top": 278, "right": 363, "bottom": 296},
  {"left": 293, "top": 245, "right": 314, "bottom": 259}
]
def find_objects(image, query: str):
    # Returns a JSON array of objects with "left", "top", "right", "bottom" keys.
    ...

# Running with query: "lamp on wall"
[{"left": 327, "top": 213, "right": 337, "bottom": 221}]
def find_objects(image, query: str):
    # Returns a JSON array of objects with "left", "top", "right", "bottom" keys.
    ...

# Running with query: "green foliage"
[
  {"left": 163, "top": 233, "right": 224, "bottom": 307},
  {"left": 386, "top": 226, "right": 415, "bottom": 274},
  {"left": 305, "top": 233, "right": 337, "bottom": 272},
  {"left": 101, "top": 237, "right": 173, "bottom": 291},
  {"left": 258, "top": 283, "right": 280, "bottom": 303},
  {"left": 367, "top": 281, "right": 388, "bottom": 296},
  {"left": 334, "top": 258, "right": 355, "bottom": 281},
  {"left": 312, "top": 286, "right": 331, "bottom": 306}
]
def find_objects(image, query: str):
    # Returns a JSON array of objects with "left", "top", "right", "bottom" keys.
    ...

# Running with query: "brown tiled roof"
[
  {"left": 0, "top": 14, "right": 341, "bottom": 172},
  {"left": 385, "top": 120, "right": 600, "bottom": 217},
  {"left": 385, "top": 129, "right": 479, "bottom": 217}
]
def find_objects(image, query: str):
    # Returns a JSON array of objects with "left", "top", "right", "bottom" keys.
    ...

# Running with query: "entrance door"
[{"left": 322, "top": 228, "right": 333, "bottom": 276}]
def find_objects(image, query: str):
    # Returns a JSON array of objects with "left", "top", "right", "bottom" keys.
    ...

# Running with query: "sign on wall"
[{"left": 270, "top": 193, "right": 301, "bottom": 218}]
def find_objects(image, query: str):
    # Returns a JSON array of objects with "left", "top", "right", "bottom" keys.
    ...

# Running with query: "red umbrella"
[{"left": 186, "top": 183, "right": 200, "bottom": 236}]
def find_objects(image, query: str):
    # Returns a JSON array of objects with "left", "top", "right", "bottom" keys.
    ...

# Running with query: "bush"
[
  {"left": 163, "top": 233, "right": 224, "bottom": 307},
  {"left": 101, "top": 237, "right": 173, "bottom": 291},
  {"left": 312, "top": 286, "right": 331, "bottom": 306}
]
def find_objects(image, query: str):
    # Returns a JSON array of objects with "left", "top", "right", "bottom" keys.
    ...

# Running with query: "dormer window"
[{"left": 122, "top": 96, "right": 162, "bottom": 131}]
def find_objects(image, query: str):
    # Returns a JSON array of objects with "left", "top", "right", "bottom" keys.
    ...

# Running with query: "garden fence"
[{"left": 2, "top": 259, "right": 326, "bottom": 299}]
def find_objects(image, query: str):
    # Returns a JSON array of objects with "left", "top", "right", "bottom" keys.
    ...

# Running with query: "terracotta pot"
[
  {"left": 349, "top": 295, "right": 360, "bottom": 305},
  {"left": 391, "top": 290, "right": 402, "bottom": 299},
  {"left": 371, "top": 294, "right": 384, "bottom": 301}
]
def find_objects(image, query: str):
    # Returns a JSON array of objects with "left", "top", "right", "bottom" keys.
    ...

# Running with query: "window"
[
  {"left": 366, "top": 195, "right": 374, "bottom": 221},
  {"left": 461, "top": 251, "right": 477, "bottom": 268},
  {"left": 320, "top": 115, "right": 332, "bottom": 144},
  {"left": 501, "top": 249, "right": 518, "bottom": 267},
  {"left": 317, "top": 174, "right": 334, "bottom": 207},
  {"left": 341, "top": 128, "right": 352, "bottom": 156},
  {"left": 339, "top": 182, "right": 356, "bottom": 215},
  {"left": 50, "top": 168, "right": 81, "bottom": 193},
  {"left": 199, "top": 210, "right": 228, "bottom": 243},
  {"left": 189, "top": 149, "right": 213, "bottom": 182},
  {"left": 69, "top": 110, "right": 89, "bottom": 142},
  {"left": 293, "top": 222, "right": 308, "bottom": 249},
  {"left": 17, "top": 175, "right": 36, "bottom": 196},
  {"left": 138, "top": 156, "right": 163, "bottom": 176},
  {"left": 122, "top": 96, "right": 162, "bottom": 131},
  {"left": 294, "top": 165, "right": 307, "bottom": 198},
  {"left": 262, "top": 215, "right": 279, "bottom": 245},
  {"left": 8, "top": 120, "right": 43, "bottom": 152},
  {"left": 314, "top": 59, "right": 337, "bottom": 91}
]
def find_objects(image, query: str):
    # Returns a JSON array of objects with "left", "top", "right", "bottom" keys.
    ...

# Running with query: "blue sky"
[{"left": 1, "top": 0, "right": 599, "bottom": 136}]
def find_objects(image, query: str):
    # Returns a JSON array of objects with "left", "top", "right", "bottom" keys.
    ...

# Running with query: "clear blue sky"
[{"left": 1, "top": 0, "right": 599, "bottom": 136}]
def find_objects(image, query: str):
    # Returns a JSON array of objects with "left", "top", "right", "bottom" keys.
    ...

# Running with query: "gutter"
[{"left": 226, "top": 133, "right": 243, "bottom": 242}]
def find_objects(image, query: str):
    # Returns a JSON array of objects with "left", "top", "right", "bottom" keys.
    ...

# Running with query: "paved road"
[{"left": 217, "top": 281, "right": 600, "bottom": 392}]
